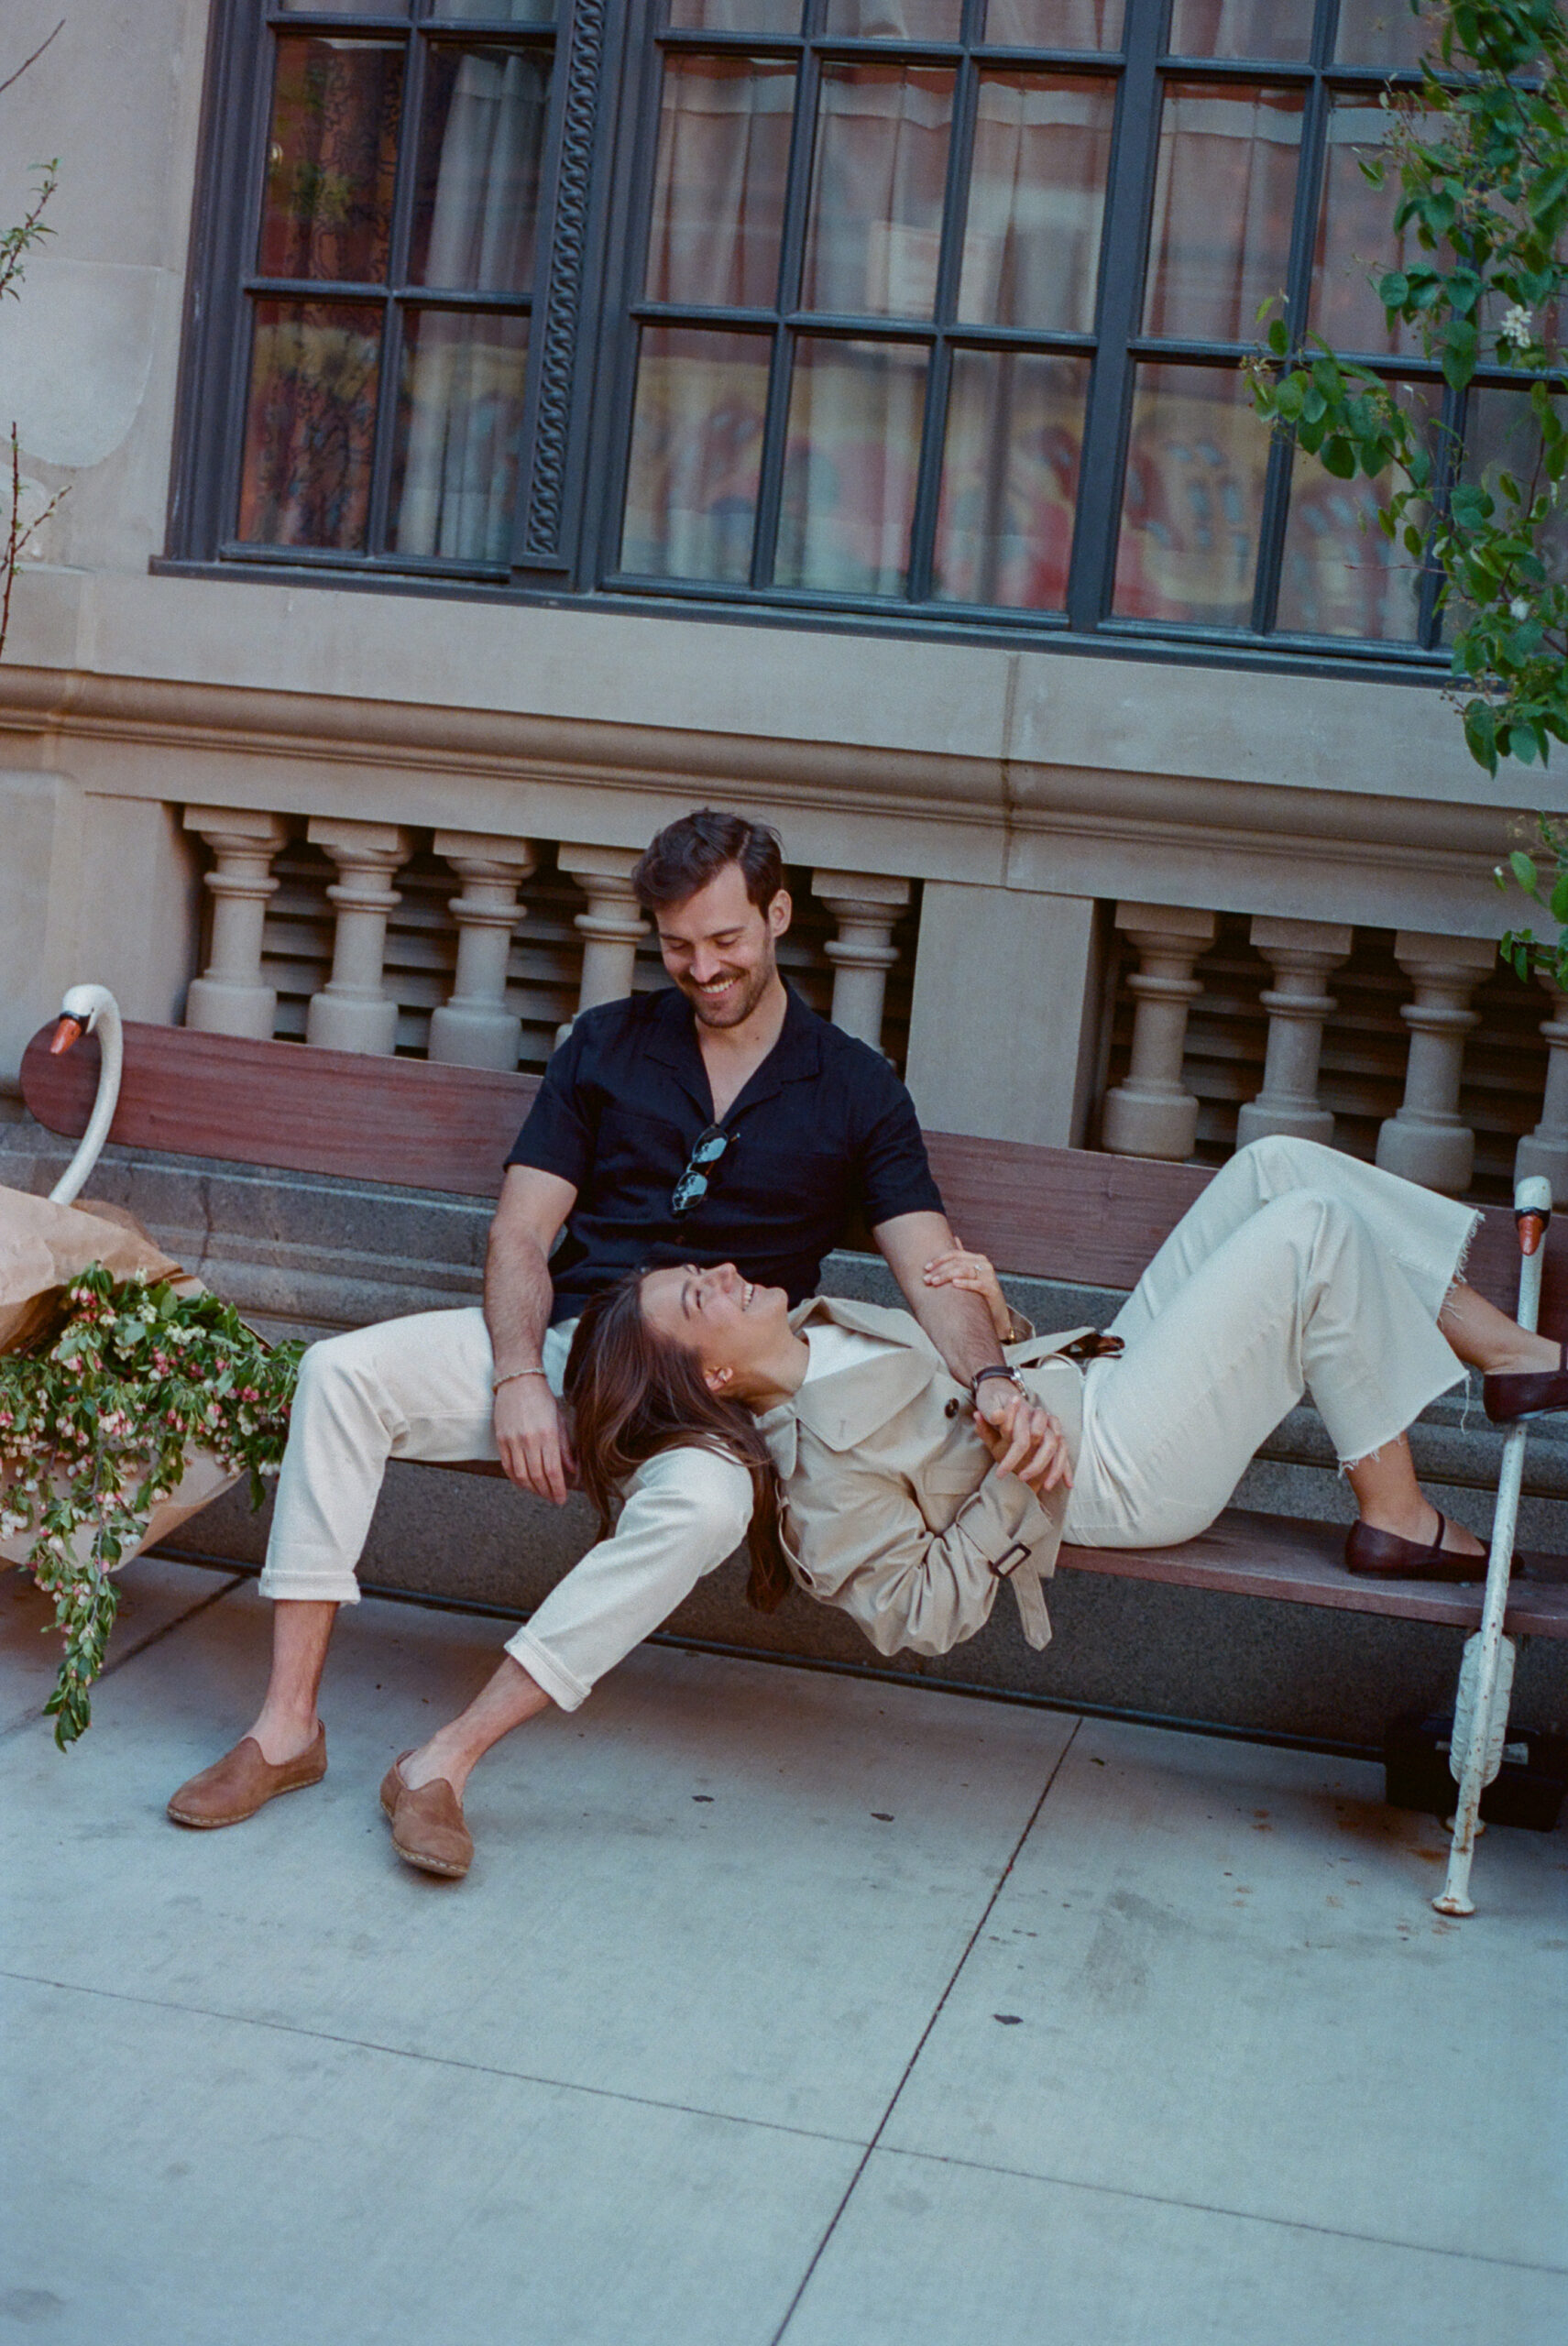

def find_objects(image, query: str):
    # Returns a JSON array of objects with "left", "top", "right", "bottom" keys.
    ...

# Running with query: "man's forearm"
[
  {"left": 484, "top": 1222, "right": 555, "bottom": 1375},
  {"left": 908, "top": 1277, "right": 1006, "bottom": 1387}
]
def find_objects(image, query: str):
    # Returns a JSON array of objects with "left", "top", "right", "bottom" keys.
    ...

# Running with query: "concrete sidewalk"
[{"left": 1, "top": 1560, "right": 1564, "bottom": 2346}]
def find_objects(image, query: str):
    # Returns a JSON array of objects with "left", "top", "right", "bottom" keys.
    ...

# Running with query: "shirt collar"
[{"left": 641, "top": 981, "right": 826, "bottom": 1122}]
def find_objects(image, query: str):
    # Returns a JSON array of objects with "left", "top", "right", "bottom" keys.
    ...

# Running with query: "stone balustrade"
[{"left": 177, "top": 806, "right": 1536, "bottom": 1200}]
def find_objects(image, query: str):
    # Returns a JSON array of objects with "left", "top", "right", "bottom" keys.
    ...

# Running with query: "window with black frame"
[
  {"left": 191, "top": 0, "right": 1562, "bottom": 662},
  {"left": 233, "top": 0, "right": 557, "bottom": 570}
]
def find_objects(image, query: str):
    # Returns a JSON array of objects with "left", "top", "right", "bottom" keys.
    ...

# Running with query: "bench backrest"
[{"left": 20, "top": 1021, "right": 1562, "bottom": 1328}]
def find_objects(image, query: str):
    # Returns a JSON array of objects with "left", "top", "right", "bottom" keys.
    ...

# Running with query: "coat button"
[{"left": 944, "top": 1398, "right": 961, "bottom": 1419}]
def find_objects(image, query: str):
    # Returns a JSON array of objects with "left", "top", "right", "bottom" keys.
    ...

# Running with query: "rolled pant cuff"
[
  {"left": 257, "top": 1563, "right": 364, "bottom": 1606},
  {"left": 504, "top": 1624, "right": 591, "bottom": 1713}
]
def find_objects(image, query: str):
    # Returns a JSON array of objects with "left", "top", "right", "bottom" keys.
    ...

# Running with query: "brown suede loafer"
[
  {"left": 1484, "top": 1342, "right": 1568, "bottom": 1426},
  {"left": 1344, "top": 1516, "right": 1484, "bottom": 1584},
  {"left": 379, "top": 1751, "right": 473, "bottom": 1880},
  {"left": 167, "top": 1725, "right": 327, "bottom": 1827}
]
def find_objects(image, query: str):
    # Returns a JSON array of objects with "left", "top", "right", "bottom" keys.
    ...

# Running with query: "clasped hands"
[{"left": 926, "top": 1239, "right": 1073, "bottom": 1497}]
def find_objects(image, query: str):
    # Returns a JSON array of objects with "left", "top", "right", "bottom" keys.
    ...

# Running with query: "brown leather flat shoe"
[
  {"left": 1484, "top": 1343, "right": 1568, "bottom": 1425},
  {"left": 1343, "top": 1516, "right": 1485, "bottom": 1584},
  {"left": 380, "top": 1751, "right": 473, "bottom": 1880},
  {"left": 167, "top": 1725, "right": 327, "bottom": 1827}
]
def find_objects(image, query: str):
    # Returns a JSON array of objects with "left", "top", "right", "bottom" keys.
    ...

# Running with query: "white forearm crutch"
[{"left": 1433, "top": 1173, "right": 1553, "bottom": 1918}]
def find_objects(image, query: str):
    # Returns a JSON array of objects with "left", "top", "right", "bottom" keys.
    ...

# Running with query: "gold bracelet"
[{"left": 492, "top": 1367, "right": 549, "bottom": 1393}]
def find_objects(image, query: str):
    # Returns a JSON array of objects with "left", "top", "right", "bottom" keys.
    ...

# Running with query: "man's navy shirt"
[{"left": 506, "top": 983, "right": 944, "bottom": 1324}]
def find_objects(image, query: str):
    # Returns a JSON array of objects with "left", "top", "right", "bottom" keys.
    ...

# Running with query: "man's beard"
[{"left": 684, "top": 949, "right": 777, "bottom": 1030}]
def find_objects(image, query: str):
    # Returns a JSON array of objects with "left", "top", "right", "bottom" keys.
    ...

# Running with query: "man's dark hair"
[{"left": 630, "top": 809, "right": 784, "bottom": 916}]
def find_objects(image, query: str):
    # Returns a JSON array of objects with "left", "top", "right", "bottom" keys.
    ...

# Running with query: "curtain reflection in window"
[
  {"left": 1113, "top": 365, "right": 1264, "bottom": 625},
  {"left": 389, "top": 310, "right": 529, "bottom": 561},
  {"left": 982, "top": 1, "right": 1124, "bottom": 47},
  {"left": 667, "top": 0, "right": 803, "bottom": 27},
  {"left": 259, "top": 38, "right": 404, "bottom": 283},
  {"left": 961, "top": 76, "right": 1113, "bottom": 331},
  {"left": 238, "top": 301, "right": 382, "bottom": 548},
  {"left": 620, "top": 329, "right": 772, "bottom": 580},
  {"left": 1310, "top": 95, "right": 1434, "bottom": 357},
  {"left": 823, "top": 0, "right": 962, "bottom": 36},
  {"left": 932, "top": 350, "right": 1087, "bottom": 607},
  {"left": 1167, "top": 0, "right": 1313, "bottom": 59},
  {"left": 411, "top": 46, "right": 550, "bottom": 291},
  {"left": 646, "top": 58, "right": 795, "bottom": 308},
  {"left": 1334, "top": 0, "right": 1438, "bottom": 67},
  {"left": 775, "top": 339, "right": 926, "bottom": 595},
  {"left": 1144, "top": 83, "right": 1303, "bottom": 342},
  {"left": 802, "top": 67, "right": 954, "bottom": 319},
  {"left": 433, "top": 1, "right": 558, "bottom": 20}
]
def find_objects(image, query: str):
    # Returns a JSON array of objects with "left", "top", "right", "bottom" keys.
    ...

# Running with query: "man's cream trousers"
[
  {"left": 258, "top": 1309, "right": 752, "bottom": 1712},
  {"left": 1061, "top": 1136, "right": 1479, "bottom": 1548}
]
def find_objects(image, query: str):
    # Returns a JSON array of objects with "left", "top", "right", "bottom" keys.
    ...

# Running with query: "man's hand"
[
  {"left": 493, "top": 1375, "right": 576, "bottom": 1504},
  {"left": 974, "top": 1382, "right": 1072, "bottom": 1495}
]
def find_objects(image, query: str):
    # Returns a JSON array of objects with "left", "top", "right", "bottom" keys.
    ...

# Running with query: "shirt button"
[{"left": 944, "top": 1398, "right": 961, "bottom": 1419}]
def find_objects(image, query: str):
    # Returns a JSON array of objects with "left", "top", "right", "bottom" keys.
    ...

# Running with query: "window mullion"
[
  {"left": 906, "top": 27, "right": 981, "bottom": 606},
  {"left": 1251, "top": 1, "right": 1340, "bottom": 635},
  {"left": 751, "top": 25, "right": 821, "bottom": 590},
  {"left": 366, "top": 20, "right": 428, "bottom": 557},
  {"left": 1064, "top": 0, "right": 1169, "bottom": 633}
]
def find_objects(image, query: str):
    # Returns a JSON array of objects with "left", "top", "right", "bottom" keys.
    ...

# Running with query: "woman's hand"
[
  {"left": 923, "top": 1238, "right": 1015, "bottom": 1344},
  {"left": 974, "top": 1395, "right": 1073, "bottom": 1495}
]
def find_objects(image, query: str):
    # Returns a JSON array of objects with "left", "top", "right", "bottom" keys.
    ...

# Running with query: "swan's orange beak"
[{"left": 49, "top": 1014, "right": 85, "bottom": 1057}]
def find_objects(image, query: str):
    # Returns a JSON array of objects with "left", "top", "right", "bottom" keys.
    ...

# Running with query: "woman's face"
[{"left": 640, "top": 1262, "right": 791, "bottom": 1394}]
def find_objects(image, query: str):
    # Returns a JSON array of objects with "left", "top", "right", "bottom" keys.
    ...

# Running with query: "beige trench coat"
[{"left": 754, "top": 1296, "right": 1093, "bottom": 1661}]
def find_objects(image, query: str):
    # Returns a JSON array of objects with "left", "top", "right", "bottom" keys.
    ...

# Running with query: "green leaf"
[
  {"left": 1266, "top": 316, "right": 1289, "bottom": 356},
  {"left": 1377, "top": 269, "right": 1409, "bottom": 309},
  {"left": 1321, "top": 437, "right": 1357, "bottom": 479}
]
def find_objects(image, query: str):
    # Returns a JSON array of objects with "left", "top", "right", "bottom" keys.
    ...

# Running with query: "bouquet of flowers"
[{"left": 1, "top": 1189, "right": 303, "bottom": 1746}]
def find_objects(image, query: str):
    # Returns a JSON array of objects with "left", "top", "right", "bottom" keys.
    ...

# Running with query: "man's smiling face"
[{"left": 653, "top": 861, "right": 792, "bottom": 1032}]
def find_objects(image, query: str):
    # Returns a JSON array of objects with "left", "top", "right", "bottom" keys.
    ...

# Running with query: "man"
[{"left": 167, "top": 810, "right": 1058, "bottom": 1879}]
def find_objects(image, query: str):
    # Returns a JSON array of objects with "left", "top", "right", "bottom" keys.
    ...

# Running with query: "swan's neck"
[{"left": 49, "top": 1012, "right": 123, "bottom": 1209}]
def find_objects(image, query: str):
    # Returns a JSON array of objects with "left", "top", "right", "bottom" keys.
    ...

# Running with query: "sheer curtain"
[
  {"left": 960, "top": 76, "right": 1112, "bottom": 331},
  {"left": 394, "top": 48, "right": 546, "bottom": 560},
  {"left": 1143, "top": 84, "right": 1301, "bottom": 340},
  {"left": 645, "top": 60, "right": 795, "bottom": 307}
]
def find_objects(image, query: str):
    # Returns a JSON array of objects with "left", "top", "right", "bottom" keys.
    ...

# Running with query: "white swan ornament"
[{"left": 46, "top": 984, "right": 124, "bottom": 1208}]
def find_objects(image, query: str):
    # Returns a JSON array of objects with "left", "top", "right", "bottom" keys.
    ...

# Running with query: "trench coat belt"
[{"left": 992, "top": 1540, "right": 1052, "bottom": 1650}]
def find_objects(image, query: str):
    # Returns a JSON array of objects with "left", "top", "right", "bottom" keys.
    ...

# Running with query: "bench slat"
[
  {"left": 20, "top": 1020, "right": 1564, "bottom": 1325},
  {"left": 1058, "top": 1509, "right": 1568, "bottom": 1638}
]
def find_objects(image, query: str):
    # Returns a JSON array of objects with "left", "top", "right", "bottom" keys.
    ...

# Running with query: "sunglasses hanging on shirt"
[{"left": 671, "top": 1124, "right": 730, "bottom": 1217}]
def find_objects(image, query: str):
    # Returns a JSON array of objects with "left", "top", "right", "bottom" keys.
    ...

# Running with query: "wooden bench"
[{"left": 19, "top": 1017, "right": 1568, "bottom": 1655}]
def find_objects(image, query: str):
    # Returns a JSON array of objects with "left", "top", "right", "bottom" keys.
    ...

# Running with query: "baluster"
[
  {"left": 1376, "top": 931, "right": 1496, "bottom": 1194},
  {"left": 1236, "top": 916, "right": 1354, "bottom": 1148},
  {"left": 427, "top": 831, "right": 537, "bottom": 1070},
  {"left": 1100, "top": 903, "right": 1216, "bottom": 1160},
  {"left": 559, "top": 845, "right": 649, "bottom": 1030},
  {"left": 304, "top": 817, "right": 414, "bottom": 1056},
  {"left": 812, "top": 871, "right": 910, "bottom": 1049},
  {"left": 1516, "top": 974, "right": 1568, "bottom": 1197},
  {"left": 181, "top": 806, "right": 291, "bottom": 1040}
]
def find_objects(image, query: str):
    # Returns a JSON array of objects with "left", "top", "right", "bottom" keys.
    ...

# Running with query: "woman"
[{"left": 565, "top": 1138, "right": 1563, "bottom": 1662}]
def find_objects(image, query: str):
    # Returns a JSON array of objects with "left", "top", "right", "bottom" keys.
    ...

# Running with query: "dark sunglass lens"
[{"left": 692, "top": 1131, "right": 728, "bottom": 1166}]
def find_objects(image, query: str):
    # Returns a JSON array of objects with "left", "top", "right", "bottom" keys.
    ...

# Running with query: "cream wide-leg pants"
[
  {"left": 257, "top": 1308, "right": 752, "bottom": 1712},
  {"left": 1060, "top": 1135, "right": 1481, "bottom": 1549}
]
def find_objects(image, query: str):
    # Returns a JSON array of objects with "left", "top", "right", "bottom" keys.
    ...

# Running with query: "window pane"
[
  {"left": 1167, "top": 1, "right": 1313, "bottom": 59},
  {"left": 1310, "top": 94, "right": 1430, "bottom": 356},
  {"left": 823, "top": 0, "right": 962, "bottom": 35},
  {"left": 389, "top": 310, "right": 529, "bottom": 561},
  {"left": 1113, "top": 364, "right": 1265, "bottom": 625},
  {"left": 1277, "top": 384, "right": 1440, "bottom": 640},
  {"left": 280, "top": 3, "right": 409, "bottom": 16},
  {"left": 1143, "top": 82, "right": 1303, "bottom": 342},
  {"left": 1334, "top": 1, "right": 1437, "bottom": 68},
  {"left": 982, "top": 1, "right": 1124, "bottom": 45},
  {"left": 411, "top": 47, "right": 551, "bottom": 291},
  {"left": 775, "top": 338, "right": 927, "bottom": 595},
  {"left": 933, "top": 349, "right": 1087, "bottom": 607},
  {"left": 259, "top": 37, "right": 404, "bottom": 283},
  {"left": 1451, "top": 387, "right": 1568, "bottom": 638},
  {"left": 645, "top": 58, "right": 795, "bottom": 309},
  {"left": 960, "top": 74, "right": 1113, "bottom": 331},
  {"left": 237, "top": 300, "right": 382, "bottom": 549},
  {"left": 620, "top": 328, "right": 772, "bottom": 581},
  {"left": 431, "top": 2, "right": 558, "bottom": 20},
  {"left": 803, "top": 67, "right": 955, "bottom": 320},
  {"left": 667, "top": 0, "right": 803, "bottom": 27}
]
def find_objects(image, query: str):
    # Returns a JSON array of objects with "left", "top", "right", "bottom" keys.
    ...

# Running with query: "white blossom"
[
  {"left": 1510, "top": 597, "right": 1530, "bottom": 619},
  {"left": 1499, "top": 303, "right": 1534, "bottom": 349}
]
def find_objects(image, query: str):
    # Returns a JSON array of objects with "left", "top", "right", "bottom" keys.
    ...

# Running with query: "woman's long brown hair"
[{"left": 564, "top": 1271, "right": 795, "bottom": 1612}]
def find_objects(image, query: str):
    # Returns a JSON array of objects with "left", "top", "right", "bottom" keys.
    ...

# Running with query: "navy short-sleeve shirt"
[{"left": 507, "top": 984, "right": 944, "bottom": 1323}]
